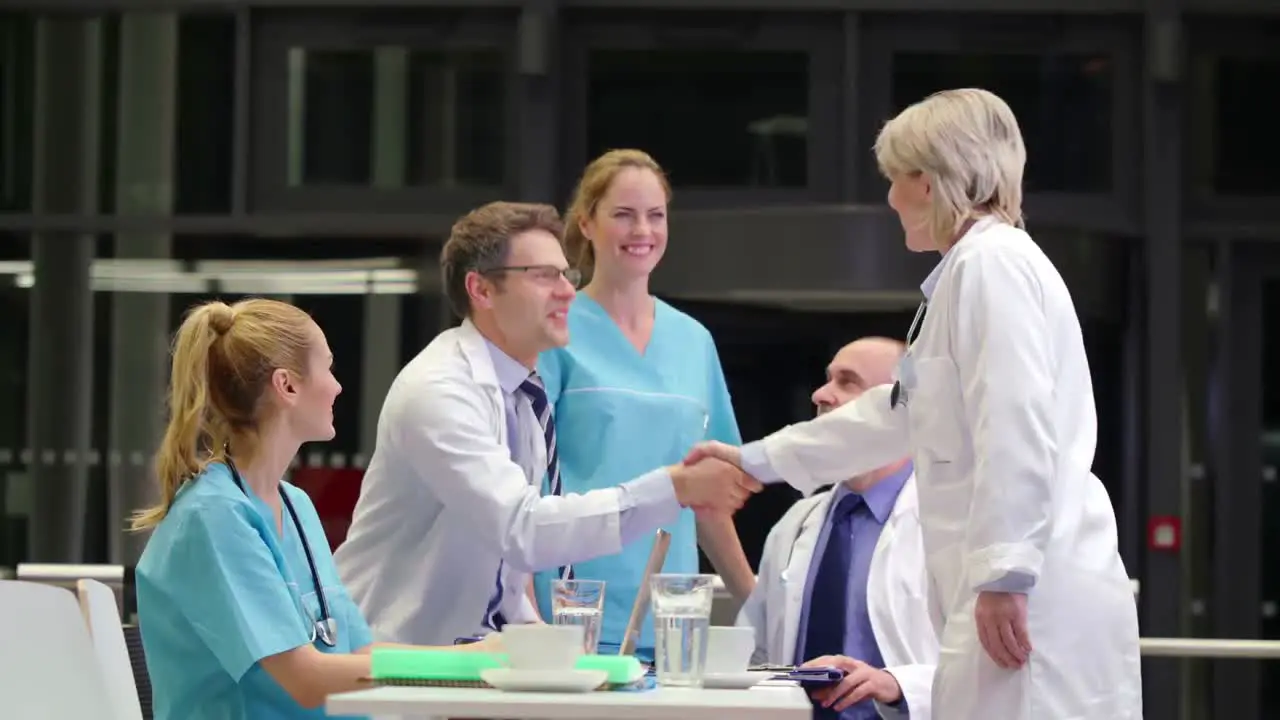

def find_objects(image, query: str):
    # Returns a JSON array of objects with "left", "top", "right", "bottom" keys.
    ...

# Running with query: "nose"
[
  {"left": 811, "top": 383, "right": 834, "bottom": 409},
  {"left": 555, "top": 273, "right": 577, "bottom": 298}
]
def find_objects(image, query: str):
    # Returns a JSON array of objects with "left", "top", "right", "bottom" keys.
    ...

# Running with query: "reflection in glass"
[
  {"left": 288, "top": 47, "right": 506, "bottom": 189},
  {"left": 1209, "top": 57, "right": 1280, "bottom": 195},
  {"left": 587, "top": 50, "right": 808, "bottom": 188},
  {"left": 891, "top": 53, "right": 1113, "bottom": 193}
]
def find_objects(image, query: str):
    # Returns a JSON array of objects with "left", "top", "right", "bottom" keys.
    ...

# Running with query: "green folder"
[{"left": 370, "top": 649, "right": 646, "bottom": 690}]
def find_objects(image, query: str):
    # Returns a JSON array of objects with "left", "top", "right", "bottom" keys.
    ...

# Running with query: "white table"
[{"left": 326, "top": 682, "right": 813, "bottom": 719}]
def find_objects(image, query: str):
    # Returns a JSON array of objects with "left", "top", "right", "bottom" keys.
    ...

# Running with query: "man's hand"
[
  {"left": 670, "top": 457, "right": 762, "bottom": 513},
  {"left": 975, "top": 590, "right": 1032, "bottom": 669},
  {"left": 802, "top": 655, "right": 902, "bottom": 710},
  {"left": 682, "top": 440, "right": 742, "bottom": 469}
]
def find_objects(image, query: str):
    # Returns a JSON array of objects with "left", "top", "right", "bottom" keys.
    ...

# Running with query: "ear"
[
  {"left": 271, "top": 368, "right": 298, "bottom": 406},
  {"left": 577, "top": 213, "right": 593, "bottom": 242},
  {"left": 464, "top": 270, "right": 498, "bottom": 311}
]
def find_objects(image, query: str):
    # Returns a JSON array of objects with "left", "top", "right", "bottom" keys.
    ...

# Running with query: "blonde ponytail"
[{"left": 130, "top": 302, "right": 236, "bottom": 531}]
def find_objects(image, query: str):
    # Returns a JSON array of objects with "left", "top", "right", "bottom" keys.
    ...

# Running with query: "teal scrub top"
[
  {"left": 135, "top": 462, "right": 374, "bottom": 720},
  {"left": 535, "top": 296, "right": 742, "bottom": 658}
]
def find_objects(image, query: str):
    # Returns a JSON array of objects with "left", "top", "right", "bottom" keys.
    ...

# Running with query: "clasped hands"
[{"left": 670, "top": 440, "right": 761, "bottom": 516}]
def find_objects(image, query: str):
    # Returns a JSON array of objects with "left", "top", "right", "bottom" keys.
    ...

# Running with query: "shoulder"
[
  {"left": 139, "top": 465, "right": 263, "bottom": 572},
  {"left": 945, "top": 222, "right": 1052, "bottom": 299},
  {"left": 774, "top": 492, "right": 827, "bottom": 534},
  {"left": 655, "top": 299, "right": 715, "bottom": 343}
]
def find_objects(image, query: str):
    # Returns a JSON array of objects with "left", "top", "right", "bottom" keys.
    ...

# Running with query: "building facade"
[{"left": 1, "top": 0, "right": 1279, "bottom": 716}]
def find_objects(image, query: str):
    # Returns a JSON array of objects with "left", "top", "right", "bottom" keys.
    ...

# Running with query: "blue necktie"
[
  {"left": 802, "top": 493, "right": 864, "bottom": 719},
  {"left": 482, "top": 373, "right": 572, "bottom": 631}
]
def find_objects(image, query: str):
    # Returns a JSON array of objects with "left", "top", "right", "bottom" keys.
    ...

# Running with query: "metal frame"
[
  {"left": 1209, "top": 239, "right": 1280, "bottom": 720},
  {"left": 1183, "top": 18, "right": 1280, "bottom": 227},
  {"left": 559, "top": 10, "right": 843, "bottom": 206},
  {"left": 250, "top": 8, "right": 518, "bottom": 214},
  {"left": 858, "top": 15, "right": 1142, "bottom": 232}
]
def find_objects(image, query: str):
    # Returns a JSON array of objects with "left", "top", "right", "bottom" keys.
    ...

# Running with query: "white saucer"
[
  {"left": 702, "top": 670, "right": 775, "bottom": 689},
  {"left": 480, "top": 668, "right": 609, "bottom": 693}
]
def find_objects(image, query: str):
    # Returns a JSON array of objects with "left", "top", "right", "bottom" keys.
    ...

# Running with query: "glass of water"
[
  {"left": 650, "top": 573, "right": 715, "bottom": 687},
  {"left": 551, "top": 579, "right": 606, "bottom": 654}
]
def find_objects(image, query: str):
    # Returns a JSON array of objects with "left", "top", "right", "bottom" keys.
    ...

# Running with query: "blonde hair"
[
  {"left": 564, "top": 149, "right": 672, "bottom": 282},
  {"left": 874, "top": 88, "right": 1026, "bottom": 244},
  {"left": 130, "top": 298, "right": 315, "bottom": 530}
]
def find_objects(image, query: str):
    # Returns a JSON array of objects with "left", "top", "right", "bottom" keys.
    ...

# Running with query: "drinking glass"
[
  {"left": 551, "top": 579, "right": 606, "bottom": 654},
  {"left": 650, "top": 574, "right": 715, "bottom": 687}
]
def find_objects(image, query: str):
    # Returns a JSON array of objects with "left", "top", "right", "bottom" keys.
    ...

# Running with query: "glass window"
[
  {"left": 287, "top": 47, "right": 506, "bottom": 189},
  {"left": 0, "top": 14, "right": 34, "bottom": 213},
  {"left": 587, "top": 50, "right": 809, "bottom": 188},
  {"left": 890, "top": 53, "right": 1113, "bottom": 193},
  {"left": 1209, "top": 57, "right": 1280, "bottom": 195}
]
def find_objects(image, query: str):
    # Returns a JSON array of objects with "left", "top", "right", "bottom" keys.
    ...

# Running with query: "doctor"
[
  {"left": 689, "top": 89, "right": 1142, "bottom": 719},
  {"left": 738, "top": 338, "right": 938, "bottom": 720},
  {"left": 335, "top": 201, "right": 761, "bottom": 646}
]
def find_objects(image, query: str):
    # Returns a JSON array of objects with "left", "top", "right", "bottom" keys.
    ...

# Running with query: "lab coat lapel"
[
  {"left": 780, "top": 491, "right": 834, "bottom": 663},
  {"left": 454, "top": 319, "right": 546, "bottom": 485}
]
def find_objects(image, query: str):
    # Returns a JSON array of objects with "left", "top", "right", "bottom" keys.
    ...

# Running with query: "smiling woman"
[
  {"left": 132, "top": 298, "right": 496, "bottom": 720},
  {"left": 534, "top": 150, "right": 757, "bottom": 661}
]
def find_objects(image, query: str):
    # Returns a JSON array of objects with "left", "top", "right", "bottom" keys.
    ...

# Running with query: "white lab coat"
[
  {"left": 754, "top": 219, "right": 1143, "bottom": 719},
  {"left": 334, "top": 319, "right": 665, "bottom": 646},
  {"left": 737, "top": 475, "right": 940, "bottom": 719}
]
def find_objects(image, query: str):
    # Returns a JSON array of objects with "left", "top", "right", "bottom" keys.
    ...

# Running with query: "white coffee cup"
[
  {"left": 501, "top": 624, "right": 585, "bottom": 671},
  {"left": 705, "top": 626, "right": 755, "bottom": 674}
]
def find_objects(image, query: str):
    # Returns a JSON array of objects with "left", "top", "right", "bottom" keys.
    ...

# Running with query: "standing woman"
[
  {"left": 688, "top": 89, "right": 1142, "bottom": 719},
  {"left": 533, "top": 149, "right": 755, "bottom": 659},
  {"left": 132, "top": 299, "right": 496, "bottom": 720}
]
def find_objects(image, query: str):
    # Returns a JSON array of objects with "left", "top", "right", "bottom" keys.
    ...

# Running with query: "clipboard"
[{"left": 618, "top": 528, "right": 671, "bottom": 657}]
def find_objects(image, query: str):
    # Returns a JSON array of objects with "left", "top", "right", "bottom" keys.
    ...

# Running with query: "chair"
[
  {"left": 0, "top": 579, "right": 113, "bottom": 718},
  {"left": 77, "top": 579, "right": 146, "bottom": 720}
]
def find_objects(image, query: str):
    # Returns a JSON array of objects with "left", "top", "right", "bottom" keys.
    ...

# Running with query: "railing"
[{"left": 5, "top": 566, "right": 1280, "bottom": 660}]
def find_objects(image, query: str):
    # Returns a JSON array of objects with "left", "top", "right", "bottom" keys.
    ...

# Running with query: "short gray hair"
[{"left": 874, "top": 88, "right": 1026, "bottom": 243}]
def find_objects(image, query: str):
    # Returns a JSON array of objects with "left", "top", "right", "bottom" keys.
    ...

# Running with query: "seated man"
[
  {"left": 335, "top": 201, "right": 760, "bottom": 646},
  {"left": 736, "top": 338, "right": 939, "bottom": 719}
]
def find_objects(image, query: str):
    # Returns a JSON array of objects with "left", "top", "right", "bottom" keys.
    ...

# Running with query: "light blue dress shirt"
[
  {"left": 135, "top": 463, "right": 374, "bottom": 720},
  {"left": 794, "top": 466, "right": 912, "bottom": 720}
]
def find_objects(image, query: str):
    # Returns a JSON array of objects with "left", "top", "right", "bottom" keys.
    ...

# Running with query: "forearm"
[
  {"left": 262, "top": 648, "right": 373, "bottom": 709},
  {"left": 696, "top": 514, "right": 756, "bottom": 602}
]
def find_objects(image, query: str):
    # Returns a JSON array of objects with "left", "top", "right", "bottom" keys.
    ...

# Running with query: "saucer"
[
  {"left": 480, "top": 668, "right": 609, "bottom": 693},
  {"left": 702, "top": 670, "right": 775, "bottom": 689}
]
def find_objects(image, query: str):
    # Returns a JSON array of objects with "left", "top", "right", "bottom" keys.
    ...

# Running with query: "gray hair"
[{"left": 874, "top": 88, "right": 1026, "bottom": 244}]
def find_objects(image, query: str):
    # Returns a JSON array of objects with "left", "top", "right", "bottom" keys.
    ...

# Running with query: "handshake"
[{"left": 669, "top": 441, "right": 764, "bottom": 516}]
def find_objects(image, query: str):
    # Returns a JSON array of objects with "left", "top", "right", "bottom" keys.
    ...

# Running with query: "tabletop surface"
[{"left": 326, "top": 682, "right": 813, "bottom": 719}]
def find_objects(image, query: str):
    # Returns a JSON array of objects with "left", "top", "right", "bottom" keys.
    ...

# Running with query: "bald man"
[{"left": 736, "top": 338, "right": 939, "bottom": 720}]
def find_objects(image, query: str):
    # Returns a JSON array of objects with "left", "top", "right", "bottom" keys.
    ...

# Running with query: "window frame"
[
  {"left": 1185, "top": 19, "right": 1280, "bottom": 225},
  {"left": 249, "top": 10, "right": 519, "bottom": 214},
  {"left": 559, "top": 11, "right": 843, "bottom": 207},
  {"left": 857, "top": 15, "right": 1141, "bottom": 235}
]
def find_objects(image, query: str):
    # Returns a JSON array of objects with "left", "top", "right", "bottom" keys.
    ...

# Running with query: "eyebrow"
[{"left": 611, "top": 205, "right": 665, "bottom": 213}]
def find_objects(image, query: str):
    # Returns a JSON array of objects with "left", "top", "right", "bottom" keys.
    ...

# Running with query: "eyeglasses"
[{"left": 483, "top": 265, "right": 582, "bottom": 288}]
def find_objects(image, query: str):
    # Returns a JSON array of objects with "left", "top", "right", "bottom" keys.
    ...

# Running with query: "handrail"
[{"left": 1140, "top": 638, "right": 1280, "bottom": 659}]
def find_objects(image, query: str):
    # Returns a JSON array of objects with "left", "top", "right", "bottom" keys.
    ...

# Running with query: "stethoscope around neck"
[{"left": 225, "top": 455, "right": 338, "bottom": 648}]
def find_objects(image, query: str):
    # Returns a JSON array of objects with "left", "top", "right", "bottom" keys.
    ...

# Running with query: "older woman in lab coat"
[{"left": 689, "top": 88, "right": 1142, "bottom": 720}]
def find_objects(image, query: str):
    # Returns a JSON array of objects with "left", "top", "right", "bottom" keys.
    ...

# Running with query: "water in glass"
[{"left": 553, "top": 605, "right": 603, "bottom": 654}]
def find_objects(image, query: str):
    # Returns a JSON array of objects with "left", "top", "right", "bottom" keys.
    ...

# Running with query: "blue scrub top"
[
  {"left": 535, "top": 296, "right": 742, "bottom": 658},
  {"left": 136, "top": 462, "right": 374, "bottom": 720}
]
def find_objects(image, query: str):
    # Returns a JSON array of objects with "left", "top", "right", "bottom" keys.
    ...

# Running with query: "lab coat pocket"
[{"left": 907, "top": 356, "right": 966, "bottom": 465}]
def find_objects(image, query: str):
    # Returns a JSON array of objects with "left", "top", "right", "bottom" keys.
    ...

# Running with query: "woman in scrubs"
[
  {"left": 132, "top": 299, "right": 497, "bottom": 720},
  {"left": 535, "top": 149, "right": 755, "bottom": 659}
]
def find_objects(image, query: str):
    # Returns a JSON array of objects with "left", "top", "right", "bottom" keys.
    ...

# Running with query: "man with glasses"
[{"left": 335, "top": 201, "right": 763, "bottom": 647}]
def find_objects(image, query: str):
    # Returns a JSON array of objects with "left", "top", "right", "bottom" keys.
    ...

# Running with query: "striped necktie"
[
  {"left": 520, "top": 374, "right": 573, "bottom": 581},
  {"left": 481, "top": 373, "right": 574, "bottom": 631}
]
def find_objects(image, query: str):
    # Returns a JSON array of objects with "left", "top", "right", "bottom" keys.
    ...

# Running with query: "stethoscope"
[
  {"left": 226, "top": 456, "right": 338, "bottom": 648},
  {"left": 889, "top": 300, "right": 929, "bottom": 410}
]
